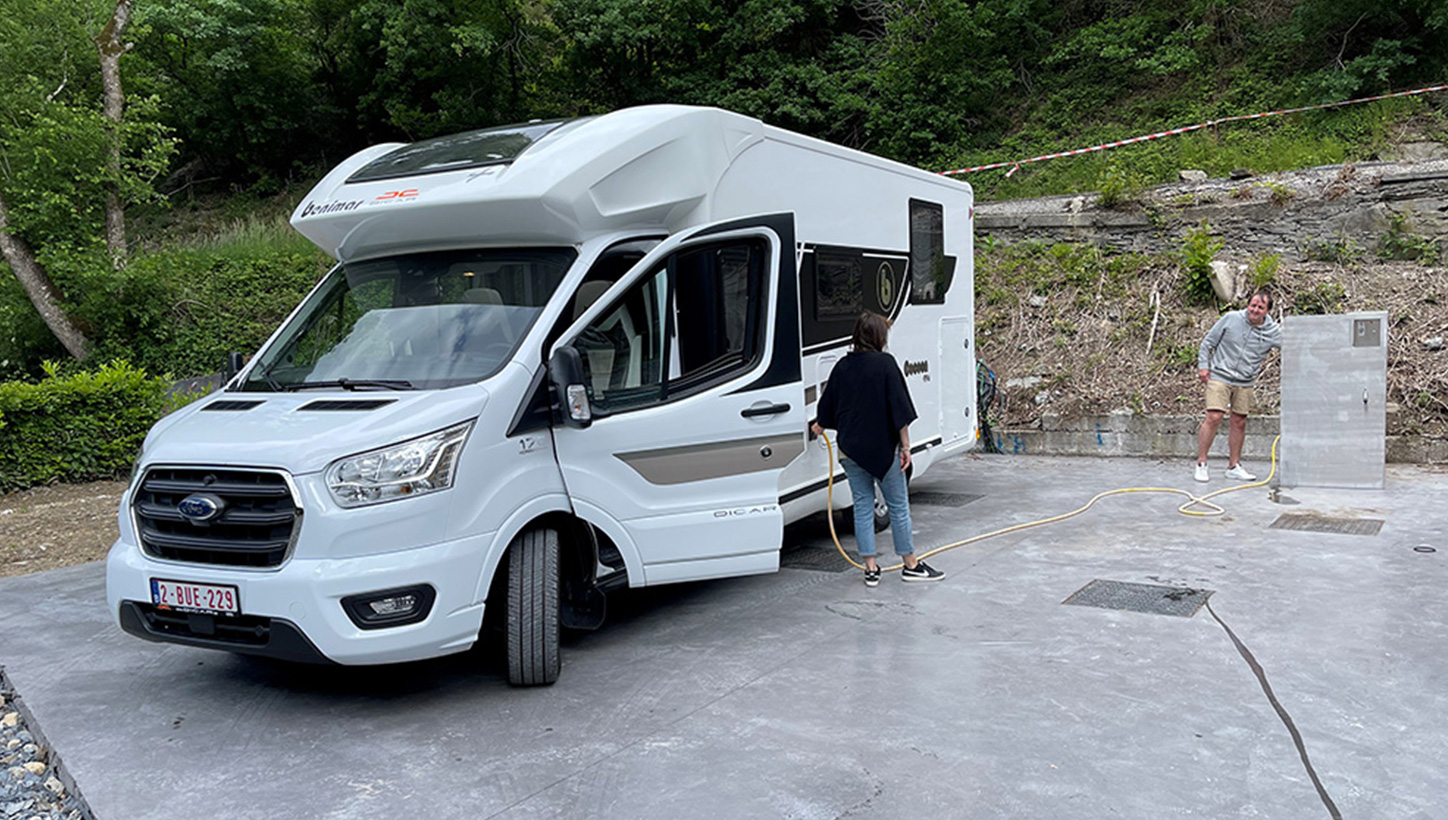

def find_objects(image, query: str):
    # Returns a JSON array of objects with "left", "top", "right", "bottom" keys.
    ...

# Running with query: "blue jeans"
[{"left": 839, "top": 454, "right": 913, "bottom": 559}]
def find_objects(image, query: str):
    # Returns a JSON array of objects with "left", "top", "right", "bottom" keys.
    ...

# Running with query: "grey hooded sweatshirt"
[{"left": 1197, "top": 309, "right": 1282, "bottom": 387}]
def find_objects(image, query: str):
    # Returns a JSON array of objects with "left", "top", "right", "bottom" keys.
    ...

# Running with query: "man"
[{"left": 1195, "top": 291, "right": 1281, "bottom": 482}]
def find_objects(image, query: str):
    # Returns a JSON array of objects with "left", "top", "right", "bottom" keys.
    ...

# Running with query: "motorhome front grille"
[{"left": 134, "top": 468, "right": 299, "bottom": 568}]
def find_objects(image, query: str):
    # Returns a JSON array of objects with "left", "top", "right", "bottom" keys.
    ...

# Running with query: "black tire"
[
  {"left": 830, "top": 481, "right": 895, "bottom": 534},
  {"left": 506, "top": 528, "right": 560, "bottom": 686}
]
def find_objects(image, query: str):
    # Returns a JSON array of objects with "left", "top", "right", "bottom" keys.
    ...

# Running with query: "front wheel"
[
  {"left": 831, "top": 480, "right": 896, "bottom": 534},
  {"left": 506, "top": 528, "right": 560, "bottom": 686},
  {"left": 871, "top": 485, "right": 890, "bottom": 532}
]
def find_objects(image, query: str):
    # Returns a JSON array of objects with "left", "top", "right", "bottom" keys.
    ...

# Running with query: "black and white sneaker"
[
  {"left": 900, "top": 561, "right": 945, "bottom": 583},
  {"left": 863, "top": 567, "right": 881, "bottom": 588}
]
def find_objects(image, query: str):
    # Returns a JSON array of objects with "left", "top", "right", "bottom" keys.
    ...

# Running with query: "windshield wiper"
[{"left": 282, "top": 378, "right": 414, "bottom": 392}]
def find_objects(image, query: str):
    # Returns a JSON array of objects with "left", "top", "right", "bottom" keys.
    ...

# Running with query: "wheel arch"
[{"left": 477, "top": 496, "right": 643, "bottom": 607}]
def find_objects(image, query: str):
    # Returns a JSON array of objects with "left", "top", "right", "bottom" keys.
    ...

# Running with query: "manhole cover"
[
  {"left": 910, "top": 492, "right": 983, "bottom": 507},
  {"left": 1268, "top": 514, "right": 1383, "bottom": 536},
  {"left": 1062, "top": 579, "right": 1214, "bottom": 618},
  {"left": 780, "top": 548, "right": 854, "bottom": 573}
]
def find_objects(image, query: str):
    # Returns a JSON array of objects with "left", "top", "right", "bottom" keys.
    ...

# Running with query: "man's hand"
[
  {"left": 900, "top": 447, "right": 911, "bottom": 472},
  {"left": 1198, "top": 368, "right": 1210, "bottom": 384},
  {"left": 810, "top": 422, "right": 823, "bottom": 437}
]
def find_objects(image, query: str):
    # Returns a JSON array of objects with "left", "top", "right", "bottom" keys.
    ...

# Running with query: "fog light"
[
  {"left": 342, "top": 585, "right": 436, "bottom": 630},
  {"left": 369, "top": 594, "right": 417, "bottom": 617}
]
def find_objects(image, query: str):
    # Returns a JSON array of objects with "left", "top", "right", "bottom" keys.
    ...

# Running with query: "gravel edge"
[{"left": 0, "top": 666, "right": 95, "bottom": 820}]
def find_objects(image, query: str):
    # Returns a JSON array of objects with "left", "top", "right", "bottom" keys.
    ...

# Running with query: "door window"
[
  {"left": 573, "top": 238, "right": 768, "bottom": 416},
  {"left": 574, "top": 267, "right": 668, "bottom": 414}
]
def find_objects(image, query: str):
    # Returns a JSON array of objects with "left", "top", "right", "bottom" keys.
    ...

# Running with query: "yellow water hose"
[{"left": 820, "top": 431, "right": 1281, "bottom": 574}]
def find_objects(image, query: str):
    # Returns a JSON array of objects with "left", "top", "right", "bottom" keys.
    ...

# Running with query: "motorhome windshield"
[
  {"left": 242, "top": 248, "right": 576, "bottom": 392},
  {"left": 346, "top": 119, "right": 581, "bottom": 183}
]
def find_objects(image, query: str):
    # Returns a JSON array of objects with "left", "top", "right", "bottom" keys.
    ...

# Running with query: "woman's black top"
[{"left": 816, "top": 351, "right": 918, "bottom": 480}]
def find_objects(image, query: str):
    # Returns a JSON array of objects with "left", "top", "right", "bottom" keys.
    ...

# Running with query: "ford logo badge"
[{"left": 178, "top": 493, "right": 225, "bottom": 524}]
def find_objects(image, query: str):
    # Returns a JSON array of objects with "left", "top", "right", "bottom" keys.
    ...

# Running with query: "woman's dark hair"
[{"left": 851, "top": 312, "right": 890, "bottom": 352}]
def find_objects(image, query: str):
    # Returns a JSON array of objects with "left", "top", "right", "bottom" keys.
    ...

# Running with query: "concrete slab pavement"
[{"left": 1, "top": 453, "right": 1445, "bottom": 819}]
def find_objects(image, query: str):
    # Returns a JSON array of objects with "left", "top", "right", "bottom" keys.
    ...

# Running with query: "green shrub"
[
  {"left": 1303, "top": 235, "right": 1362, "bottom": 265},
  {"left": 1264, "top": 181, "right": 1295, "bottom": 207},
  {"left": 1179, "top": 221, "right": 1223, "bottom": 305},
  {"left": 1249, "top": 253, "right": 1281, "bottom": 289},
  {"left": 0, "top": 360, "right": 170, "bottom": 492},
  {"left": 1294, "top": 281, "right": 1347, "bottom": 315},
  {"left": 1377, "top": 213, "right": 1444, "bottom": 265},
  {"left": 0, "top": 272, "right": 66, "bottom": 381},
  {"left": 1, "top": 234, "right": 328, "bottom": 381},
  {"left": 70, "top": 245, "right": 329, "bottom": 379},
  {"left": 1096, "top": 160, "right": 1146, "bottom": 208}
]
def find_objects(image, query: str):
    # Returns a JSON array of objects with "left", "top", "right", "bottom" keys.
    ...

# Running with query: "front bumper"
[{"left": 106, "top": 529, "right": 496, "bottom": 665}]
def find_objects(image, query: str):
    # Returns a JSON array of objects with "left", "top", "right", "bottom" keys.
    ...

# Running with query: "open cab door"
[{"left": 549, "top": 214, "right": 804, "bottom": 585}]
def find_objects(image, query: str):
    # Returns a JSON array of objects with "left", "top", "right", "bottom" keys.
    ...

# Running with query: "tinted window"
[
  {"left": 909, "top": 199, "right": 953, "bottom": 303},
  {"left": 815, "top": 251, "right": 862, "bottom": 319}
]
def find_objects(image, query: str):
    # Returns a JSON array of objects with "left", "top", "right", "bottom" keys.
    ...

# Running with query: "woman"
[{"left": 811, "top": 312, "right": 945, "bottom": 587}]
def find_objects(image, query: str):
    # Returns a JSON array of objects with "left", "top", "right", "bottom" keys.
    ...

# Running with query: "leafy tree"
[
  {"left": 552, "top": 0, "right": 878, "bottom": 146},
  {"left": 0, "top": 0, "right": 173, "bottom": 362},
  {"left": 1288, "top": 0, "right": 1448, "bottom": 99},
  {"left": 341, "top": 0, "right": 565, "bottom": 137},
  {"left": 128, "top": 0, "right": 323, "bottom": 188}
]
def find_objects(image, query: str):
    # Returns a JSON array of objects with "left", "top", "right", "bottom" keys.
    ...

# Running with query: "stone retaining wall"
[
  {"left": 974, "top": 158, "right": 1448, "bottom": 262},
  {"left": 991, "top": 412, "right": 1447, "bottom": 463}
]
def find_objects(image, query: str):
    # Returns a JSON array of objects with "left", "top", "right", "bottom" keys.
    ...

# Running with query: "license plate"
[{"left": 150, "top": 578, "right": 240, "bottom": 616}]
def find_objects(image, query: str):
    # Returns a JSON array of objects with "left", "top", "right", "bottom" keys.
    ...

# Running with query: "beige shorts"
[{"left": 1205, "top": 380, "right": 1254, "bottom": 416}]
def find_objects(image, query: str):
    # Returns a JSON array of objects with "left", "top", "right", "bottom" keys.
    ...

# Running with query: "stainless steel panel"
[{"left": 1280, "top": 312, "right": 1387, "bottom": 489}]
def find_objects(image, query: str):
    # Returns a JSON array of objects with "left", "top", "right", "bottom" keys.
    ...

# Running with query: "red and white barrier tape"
[{"left": 941, "top": 83, "right": 1448, "bottom": 177}]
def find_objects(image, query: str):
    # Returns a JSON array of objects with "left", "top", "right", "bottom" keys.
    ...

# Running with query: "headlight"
[{"left": 326, "top": 421, "right": 473, "bottom": 508}]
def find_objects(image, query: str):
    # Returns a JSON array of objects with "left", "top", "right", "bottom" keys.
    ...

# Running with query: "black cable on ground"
[{"left": 1204, "top": 601, "right": 1342, "bottom": 820}]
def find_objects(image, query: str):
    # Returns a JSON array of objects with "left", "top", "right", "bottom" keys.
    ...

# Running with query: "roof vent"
[{"left": 297, "top": 399, "right": 397, "bottom": 412}]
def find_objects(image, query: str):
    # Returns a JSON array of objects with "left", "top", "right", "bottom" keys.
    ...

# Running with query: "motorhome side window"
[
  {"left": 815, "top": 251, "right": 863, "bottom": 318},
  {"left": 909, "top": 200, "right": 951, "bottom": 304},
  {"left": 243, "top": 248, "right": 575, "bottom": 392},
  {"left": 575, "top": 239, "right": 767, "bottom": 415}
]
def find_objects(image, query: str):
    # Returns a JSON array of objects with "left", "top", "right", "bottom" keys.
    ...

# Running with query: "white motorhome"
[{"left": 106, "top": 105, "right": 976, "bottom": 685}]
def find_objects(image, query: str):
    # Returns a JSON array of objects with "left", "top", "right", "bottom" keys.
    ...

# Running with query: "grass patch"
[{"left": 959, "top": 97, "right": 1423, "bottom": 202}]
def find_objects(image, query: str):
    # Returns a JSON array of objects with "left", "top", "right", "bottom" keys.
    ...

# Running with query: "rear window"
[{"left": 346, "top": 118, "right": 590, "bottom": 183}]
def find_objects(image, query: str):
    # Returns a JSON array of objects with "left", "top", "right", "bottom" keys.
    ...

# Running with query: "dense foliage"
[
  {"left": 115, "top": 0, "right": 1448, "bottom": 186},
  {"left": 0, "top": 361, "right": 171, "bottom": 491},
  {"left": 0, "top": 237, "right": 329, "bottom": 382},
  {"left": 1, "top": 0, "right": 1447, "bottom": 381}
]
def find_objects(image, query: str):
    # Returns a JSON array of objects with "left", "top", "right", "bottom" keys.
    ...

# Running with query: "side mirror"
[
  {"left": 224, "top": 351, "right": 246, "bottom": 380},
  {"left": 548, "top": 346, "right": 592, "bottom": 429}
]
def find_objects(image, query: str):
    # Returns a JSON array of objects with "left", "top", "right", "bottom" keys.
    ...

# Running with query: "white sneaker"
[
  {"left": 1225, "top": 464, "right": 1257, "bottom": 481},
  {"left": 1193, "top": 463, "right": 1209, "bottom": 483}
]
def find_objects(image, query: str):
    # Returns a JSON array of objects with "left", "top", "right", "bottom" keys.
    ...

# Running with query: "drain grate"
[
  {"left": 780, "top": 548, "right": 854, "bottom": 573},
  {"left": 1063, "top": 579, "right": 1214, "bottom": 618},
  {"left": 1268, "top": 514, "right": 1383, "bottom": 536},
  {"left": 910, "top": 492, "right": 983, "bottom": 507}
]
